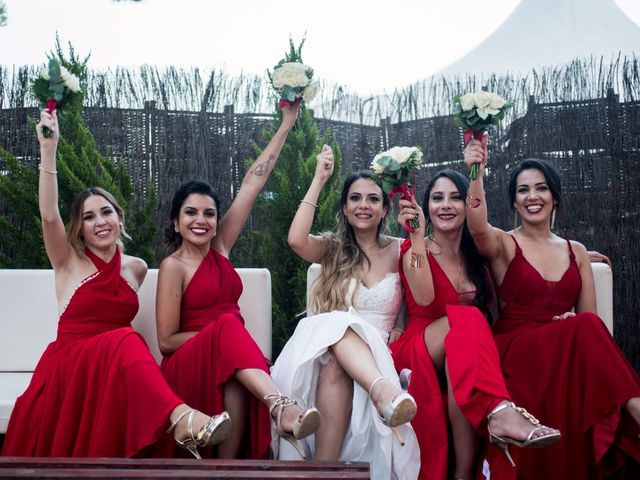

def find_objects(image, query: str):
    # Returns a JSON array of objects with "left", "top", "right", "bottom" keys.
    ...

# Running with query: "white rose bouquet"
[
  {"left": 453, "top": 90, "right": 514, "bottom": 179},
  {"left": 371, "top": 146, "right": 424, "bottom": 232},
  {"left": 30, "top": 58, "right": 82, "bottom": 137},
  {"left": 270, "top": 60, "right": 318, "bottom": 109}
]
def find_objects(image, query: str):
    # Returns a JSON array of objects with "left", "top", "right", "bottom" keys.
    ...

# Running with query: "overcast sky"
[{"left": 1, "top": 0, "right": 639, "bottom": 95}]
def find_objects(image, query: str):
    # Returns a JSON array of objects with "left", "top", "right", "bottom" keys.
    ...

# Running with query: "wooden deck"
[{"left": 0, "top": 457, "right": 370, "bottom": 478}]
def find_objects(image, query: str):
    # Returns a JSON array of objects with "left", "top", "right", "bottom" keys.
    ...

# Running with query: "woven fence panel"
[{"left": 0, "top": 93, "right": 638, "bottom": 371}]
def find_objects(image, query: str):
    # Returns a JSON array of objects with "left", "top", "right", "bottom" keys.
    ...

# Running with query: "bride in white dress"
[{"left": 270, "top": 145, "right": 420, "bottom": 480}]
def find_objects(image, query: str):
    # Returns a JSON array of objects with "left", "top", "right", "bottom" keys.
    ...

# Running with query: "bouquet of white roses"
[
  {"left": 453, "top": 90, "right": 514, "bottom": 179},
  {"left": 270, "top": 60, "right": 318, "bottom": 109},
  {"left": 371, "top": 146, "right": 424, "bottom": 232},
  {"left": 30, "top": 58, "right": 82, "bottom": 138}
]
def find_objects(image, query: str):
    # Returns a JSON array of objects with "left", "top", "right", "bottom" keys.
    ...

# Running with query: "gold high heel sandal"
[
  {"left": 167, "top": 408, "right": 232, "bottom": 459},
  {"left": 369, "top": 376, "right": 417, "bottom": 446},
  {"left": 264, "top": 393, "right": 321, "bottom": 459},
  {"left": 487, "top": 401, "right": 561, "bottom": 467}
]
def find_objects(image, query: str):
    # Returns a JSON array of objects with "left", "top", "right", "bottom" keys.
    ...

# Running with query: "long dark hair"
[
  {"left": 423, "top": 170, "right": 492, "bottom": 317},
  {"left": 164, "top": 180, "right": 221, "bottom": 250}
]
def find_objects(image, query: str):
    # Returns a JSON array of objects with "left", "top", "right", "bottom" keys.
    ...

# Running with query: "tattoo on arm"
[{"left": 251, "top": 154, "right": 275, "bottom": 177}]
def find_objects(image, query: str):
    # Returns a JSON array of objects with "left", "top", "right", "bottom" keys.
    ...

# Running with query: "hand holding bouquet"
[
  {"left": 30, "top": 58, "right": 81, "bottom": 138},
  {"left": 371, "top": 146, "right": 423, "bottom": 232},
  {"left": 270, "top": 60, "right": 318, "bottom": 109},
  {"left": 453, "top": 90, "right": 513, "bottom": 179}
]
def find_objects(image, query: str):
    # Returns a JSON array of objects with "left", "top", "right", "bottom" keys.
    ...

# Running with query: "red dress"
[
  {"left": 160, "top": 249, "right": 271, "bottom": 459},
  {"left": 391, "top": 239, "right": 511, "bottom": 480},
  {"left": 1, "top": 249, "right": 182, "bottom": 457},
  {"left": 493, "top": 236, "right": 640, "bottom": 479}
]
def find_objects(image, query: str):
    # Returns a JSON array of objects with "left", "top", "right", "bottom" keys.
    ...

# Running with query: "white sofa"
[
  {"left": 306, "top": 262, "right": 614, "bottom": 332},
  {"left": 0, "top": 268, "right": 272, "bottom": 434}
]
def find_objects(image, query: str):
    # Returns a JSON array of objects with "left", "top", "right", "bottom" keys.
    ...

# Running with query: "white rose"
[
  {"left": 459, "top": 93, "right": 475, "bottom": 112},
  {"left": 60, "top": 67, "right": 81, "bottom": 93},
  {"left": 473, "top": 91, "right": 492, "bottom": 108},
  {"left": 302, "top": 83, "right": 318, "bottom": 102},
  {"left": 39, "top": 67, "right": 50, "bottom": 80},
  {"left": 370, "top": 158, "right": 385, "bottom": 174},
  {"left": 272, "top": 62, "right": 311, "bottom": 89},
  {"left": 488, "top": 92, "right": 506, "bottom": 110}
]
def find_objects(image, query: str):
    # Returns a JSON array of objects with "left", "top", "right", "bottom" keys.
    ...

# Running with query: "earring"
[{"left": 551, "top": 207, "right": 556, "bottom": 231}]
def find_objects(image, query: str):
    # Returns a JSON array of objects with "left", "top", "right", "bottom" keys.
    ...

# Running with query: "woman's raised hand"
[
  {"left": 36, "top": 110, "right": 59, "bottom": 149},
  {"left": 314, "top": 144, "right": 334, "bottom": 183},
  {"left": 398, "top": 198, "right": 425, "bottom": 237},
  {"left": 463, "top": 137, "right": 488, "bottom": 173},
  {"left": 280, "top": 102, "right": 301, "bottom": 131}
]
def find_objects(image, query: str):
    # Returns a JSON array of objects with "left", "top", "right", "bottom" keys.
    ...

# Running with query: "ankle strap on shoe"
[
  {"left": 264, "top": 393, "right": 297, "bottom": 416},
  {"left": 167, "top": 408, "right": 196, "bottom": 434},
  {"left": 487, "top": 401, "right": 515, "bottom": 421},
  {"left": 368, "top": 376, "right": 386, "bottom": 399}
]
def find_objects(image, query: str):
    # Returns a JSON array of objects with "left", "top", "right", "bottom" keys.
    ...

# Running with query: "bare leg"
[
  {"left": 218, "top": 378, "right": 248, "bottom": 458},
  {"left": 330, "top": 327, "right": 398, "bottom": 414},
  {"left": 234, "top": 368, "right": 304, "bottom": 433},
  {"left": 446, "top": 361, "right": 477, "bottom": 479},
  {"left": 315, "top": 354, "right": 353, "bottom": 461},
  {"left": 424, "top": 316, "right": 478, "bottom": 478}
]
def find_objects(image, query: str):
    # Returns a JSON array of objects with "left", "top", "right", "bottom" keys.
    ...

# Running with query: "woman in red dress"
[
  {"left": 156, "top": 104, "right": 320, "bottom": 460},
  {"left": 464, "top": 139, "right": 640, "bottom": 479},
  {"left": 393, "top": 170, "right": 560, "bottom": 480},
  {"left": 2, "top": 110, "right": 230, "bottom": 458}
]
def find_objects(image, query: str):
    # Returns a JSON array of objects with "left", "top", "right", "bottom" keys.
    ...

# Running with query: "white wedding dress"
[{"left": 270, "top": 267, "right": 420, "bottom": 480}]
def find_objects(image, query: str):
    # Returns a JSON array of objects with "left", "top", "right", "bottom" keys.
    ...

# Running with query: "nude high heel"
[
  {"left": 487, "top": 401, "right": 561, "bottom": 467},
  {"left": 264, "top": 393, "right": 321, "bottom": 459},
  {"left": 369, "top": 376, "right": 417, "bottom": 446},
  {"left": 167, "top": 408, "right": 232, "bottom": 459}
]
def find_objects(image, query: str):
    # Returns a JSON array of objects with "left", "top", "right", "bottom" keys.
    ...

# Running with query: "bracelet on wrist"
[
  {"left": 38, "top": 165, "right": 57, "bottom": 175},
  {"left": 299, "top": 200, "right": 318, "bottom": 208},
  {"left": 410, "top": 250, "right": 425, "bottom": 268},
  {"left": 465, "top": 192, "right": 483, "bottom": 208}
]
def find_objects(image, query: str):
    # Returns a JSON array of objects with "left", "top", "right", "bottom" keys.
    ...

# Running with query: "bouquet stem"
[
  {"left": 42, "top": 99, "right": 58, "bottom": 138},
  {"left": 464, "top": 128, "right": 486, "bottom": 181}
]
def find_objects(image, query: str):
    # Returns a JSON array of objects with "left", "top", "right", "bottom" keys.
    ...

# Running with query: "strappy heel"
[
  {"left": 487, "top": 401, "right": 561, "bottom": 467},
  {"left": 369, "top": 376, "right": 417, "bottom": 446},
  {"left": 264, "top": 393, "right": 321, "bottom": 459},
  {"left": 167, "top": 408, "right": 232, "bottom": 459}
]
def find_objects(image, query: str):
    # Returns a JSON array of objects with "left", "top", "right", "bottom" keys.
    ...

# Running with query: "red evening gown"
[
  {"left": 160, "top": 249, "right": 271, "bottom": 459},
  {"left": 1, "top": 248, "right": 182, "bottom": 457},
  {"left": 391, "top": 239, "right": 511, "bottom": 480},
  {"left": 492, "top": 236, "right": 640, "bottom": 479}
]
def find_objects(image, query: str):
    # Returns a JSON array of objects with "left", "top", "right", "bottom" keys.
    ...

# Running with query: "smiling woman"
[{"left": 1, "top": 109, "right": 231, "bottom": 458}]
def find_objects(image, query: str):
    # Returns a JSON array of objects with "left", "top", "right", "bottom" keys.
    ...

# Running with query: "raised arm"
[
  {"left": 37, "top": 110, "right": 73, "bottom": 269},
  {"left": 287, "top": 144, "right": 334, "bottom": 263},
  {"left": 214, "top": 104, "right": 300, "bottom": 256},
  {"left": 463, "top": 137, "right": 508, "bottom": 262},
  {"left": 397, "top": 198, "right": 436, "bottom": 306}
]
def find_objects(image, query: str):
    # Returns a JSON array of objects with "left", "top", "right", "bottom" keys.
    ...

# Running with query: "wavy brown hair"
[
  {"left": 66, "top": 187, "right": 129, "bottom": 254},
  {"left": 309, "top": 171, "right": 391, "bottom": 314}
]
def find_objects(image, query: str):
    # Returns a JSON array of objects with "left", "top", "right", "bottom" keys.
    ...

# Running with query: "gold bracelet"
[
  {"left": 300, "top": 200, "right": 318, "bottom": 208},
  {"left": 38, "top": 165, "right": 57, "bottom": 175},
  {"left": 410, "top": 250, "right": 425, "bottom": 268},
  {"left": 465, "top": 192, "right": 483, "bottom": 208}
]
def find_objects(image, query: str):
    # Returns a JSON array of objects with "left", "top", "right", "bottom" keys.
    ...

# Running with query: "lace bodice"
[{"left": 346, "top": 272, "right": 403, "bottom": 342}]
